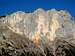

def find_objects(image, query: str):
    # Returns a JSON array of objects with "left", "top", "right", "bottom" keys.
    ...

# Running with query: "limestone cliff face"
[{"left": 1, "top": 8, "right": 75, "bottom": 46}]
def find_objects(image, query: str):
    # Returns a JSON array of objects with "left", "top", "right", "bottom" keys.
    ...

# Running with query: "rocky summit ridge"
[{"left": 0, "top": 8, "right": 75, "bottom": 56}]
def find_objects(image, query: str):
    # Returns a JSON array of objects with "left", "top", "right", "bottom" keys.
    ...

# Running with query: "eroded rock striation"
[{"left": 0, "top": 8, "right": 75, "bottom": 56}]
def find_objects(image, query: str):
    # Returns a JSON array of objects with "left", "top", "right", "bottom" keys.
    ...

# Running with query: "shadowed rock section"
[{"left": 0, "top": 8, "right": 75, "bottom": 56}]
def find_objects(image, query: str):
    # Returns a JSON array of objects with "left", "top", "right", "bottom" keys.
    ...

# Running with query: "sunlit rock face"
[{"left": 2, "top": 8, "right": 75, "bottom": 46}]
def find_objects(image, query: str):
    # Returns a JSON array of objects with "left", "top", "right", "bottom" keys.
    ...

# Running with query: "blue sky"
[{"left": 0, "top": 0, "right": 75, "bottom": 18}]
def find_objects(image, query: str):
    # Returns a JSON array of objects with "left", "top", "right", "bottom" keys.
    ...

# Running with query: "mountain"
[{"left": 0, "top": 8, "right": 75, "bottom": 56}]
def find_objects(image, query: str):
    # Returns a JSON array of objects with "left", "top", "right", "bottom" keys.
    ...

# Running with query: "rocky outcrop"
[{"left": 0, "top": 8, "right": 75, "bottom": 56}]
